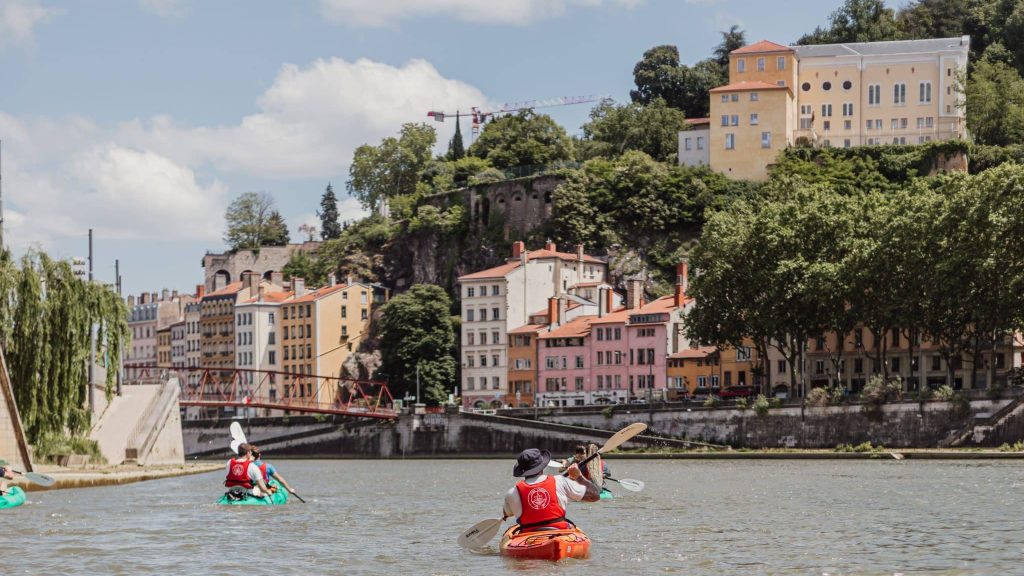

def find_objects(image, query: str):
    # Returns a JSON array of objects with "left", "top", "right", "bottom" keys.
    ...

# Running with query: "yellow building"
[
  {"left": 708, "top": 36, "right": 970, "bottom": 180},
  {"left": 279, "top": 278, "right": 386, "bottom": 403}
]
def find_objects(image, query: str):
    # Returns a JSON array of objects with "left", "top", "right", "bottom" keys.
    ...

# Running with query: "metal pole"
[
  {"left": 416, "top": 363, "right": 420, "bottom": 404},
  {"left": 0, "top": 139, "right": 5, "bottom": 251},
  {"left": 88, "top": 228, "right": 95, "bottom": 412},
  {"left": 116, "top": 259, "right": 123, "bottom": 396}
]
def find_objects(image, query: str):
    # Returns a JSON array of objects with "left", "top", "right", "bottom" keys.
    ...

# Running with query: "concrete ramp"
[{"left": 90, "top": 379, "right": 184, "bottom": 466}]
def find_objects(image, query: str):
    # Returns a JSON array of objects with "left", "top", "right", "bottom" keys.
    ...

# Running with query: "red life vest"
[
  {"left": 515, "top": 476, "right": 569, "bottom": 531},
  {"left": 258, "top": 462, "right": 269, "bottom": 483},
  {"left": 224, "top": 458, "right": 254, "bottom": 489}
]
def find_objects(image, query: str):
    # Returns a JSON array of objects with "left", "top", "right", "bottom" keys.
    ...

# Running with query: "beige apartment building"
[{"left": 706, "top": 36, "right": 970, "bottom": 180}]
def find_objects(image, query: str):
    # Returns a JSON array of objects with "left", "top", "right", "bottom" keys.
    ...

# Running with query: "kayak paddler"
[
  {"left": 250, "top": 445, "right": 295, "bottom": 495},
  {"left": 0, "top": 464, "right": 13, "bottom": 495},
  {"left": 224, "top": 442, "right": 273, "bottom": 499},
  {"left": 560, "top": 444, "right": 610, "bottom": 480},
  {"left": 502, "top": 448, "right": 602, "bottom": 534}
]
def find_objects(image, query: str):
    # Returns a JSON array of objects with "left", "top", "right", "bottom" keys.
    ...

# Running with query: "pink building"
[{"left": 537, "top": 315, "right": 596, "bottom": 407}]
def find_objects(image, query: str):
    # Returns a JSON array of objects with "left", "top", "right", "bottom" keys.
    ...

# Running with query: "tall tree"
[
  {"left": 714, "top": 25, "right": 746, "bottom": 67},
  {"left": 318, "top": 183, "right": 342, "bottom": 240},
  {"left": 348, "top": 123, "right": 437, "bottom": 213},
  {"left": 467, "top": 110, "right": 573, "bottom": 169},
  {"left": 581, "top": 98, "right": 689, "bottom": 162},
  {"left": 374, "top": 284, "right": 457, "bottom": 404},
  {"left": 798, "top": 0, "right": 904, "bottom": 44},
  {"left": 224, "top": 192, "right": 287, "bottom": 250},
  {"left": 967, "top": 55, "right": 1024, "bottom": 145},
  {"left": 447, "top": 113, "right": 466, "bottom": 161}
]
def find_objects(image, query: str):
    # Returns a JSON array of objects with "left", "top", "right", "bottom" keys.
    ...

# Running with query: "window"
[
  {"left": 750, "top": 92, "right": 759, "bottom": 101},
  {"left": 684, "top": 137, "right": 692, "bottom": 151},
  {"left": 479, "top": 308, "right": 486, "bottom": 321},
  {"left": 900, "top": 118, "right": 908, "bottom": 129},
  {"left": 721, "top": 94, "right": 729, "bottom": 102},
  {"left": 575, "top": 377, "right": 584, "bottom": 391},
  {"left": 891, "top": 118, "right": 899, "bottom": 130},
  {"left": 731, "top": 93, "right": 739, "bottom": 102},
  {"left": 815, "top": 360, "right": 825, "bottom": 375},
  {"left": 750, "top": 113, "right": 759, "bottom": 125},
  {"left": 800, "top": 118, "right": 812, "bottom": 130},
  {"left": 467, "top": 287, "right": 475, "bottom": 298},
  {"left": 492, "top": 354, "right": 500, "bottom": 367},
  {"left": 777, "top": 80, "right": 786, "bottom": 87},
  {"left": 844, "top": 138, "right": 851, "bottom": 147},
  {"left": 777, "top": 360, "right": 786, "bottom": 374},
  {"left": 696, "top": 136, "right": 704, "bottom": 150},
  {"left": 721, "top": 115, "right": 729, "bottom": 126},
  {"left": 842, "top": 80, "right": 852, "bottom": 91},
  {"left": 853, "top": 358, "right": 863, "bottom": 373},
  {"left": 891, "top": 357, "right": 901, "bottom": 372},
  {"left": 777, "top": 56, "right": 786, "bottom": 70},
  {"left": 737, "top": 58, "right": 745, "bottom": 73},
  {"left": 725, "top": 133, "right": 735, "bottom": 150},
  {"left": 545, "top": 356, "right": 557, "bottom": 369},
  {"left": 736, "top": 347, "right": 752, "bottom": 361},
  {"left": 756, "top": 57, "right": 765, "bottom": 71},
  {"left": 842, "top": 102, "right": 853, "bottom": 116},
  {"left": 894, "top": 82, "right": 906, "bottom": 105},
  {"left": 761, "top": 131, "right": 771, "bottom": 148},
  {"left": 341, "top": 306, "right": 347, "bottom": 319},
  {"left": 361, "top": 309, "right": 367, "bottom": 320},
  {"left": 466, "top": 377, "right": 474, "bottom": 390},
  {"left": 822, "top": 81, "right": 832, "bottom": 91},
  {"left": 917, "top": 117, "right": 924, "bottom": 129},
  {"left": 730, "top": 114, "right": 739, "bottom": 126},
  {"left": 919, "top": 81, "right": 932, "bottom": 103},
  {"left": 926, "top": 117, "right": 934, "bottom": 128},
  {"left": 801, "top": 82, "right": 811, "bottom": 92},
  {"left": 868, "top": 84, "right": 880, "bottom": 106},
  {"left": 491, "top": 307, "right": 500, "bottom": 320},
  {"left": 467, "top": 332, "right": 475, "bottom": 346},
  {"left": 492, "top": 285, "right": 500, "bottom": 296},
  {"left": 479, "top": 355, "right": 486, "bottom": 367},
  {"left": 800, "top": 104, "right": 812, "bottom": 115},
  {"left": 821, "top": 104, "right": 832, "bottom": 117},
  {"left": 823, "top": 120, "right": 831, "bottom": 131},
  {"left": 492, "top": 331, "right": 500, "bottom": 344},
  {"left": 492, "top": 377, "right": 500, "bottom": 390}
]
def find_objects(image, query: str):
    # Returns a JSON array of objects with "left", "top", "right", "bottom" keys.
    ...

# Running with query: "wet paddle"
[
  {"left": 457, "top": 422, "right": 648, "bottom": 549},
  {"left": 606, "top": 477, "right": 644, "bottom": 492},
  {"left": 0, "top": 459, "right": 56, "bottom": 487},
  {"left": 289, "top": 489, "right": 307, "bottom": 503},
  {"left": 230, "top": 421, "right": 247, "bottom": 454}
]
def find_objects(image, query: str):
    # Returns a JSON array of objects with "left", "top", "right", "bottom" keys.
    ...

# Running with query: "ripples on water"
[{"left": 5, "top": 459, "right": 1023, "bottom": 575}]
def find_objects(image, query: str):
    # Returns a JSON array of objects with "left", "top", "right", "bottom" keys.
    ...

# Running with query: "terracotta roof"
[
  {"left": 288, "top": 283, "right": 349, "bottom": 304},
  {"left": 459, "top": 249, "right": 605, "bottom": 281},
  {"left": 710, "top": 81, "right": 790, "bottom": 93},
  {"left": 203, "top": 281, "right": 244, "bottom": 299},
  {"left": 509, "top": 323, "right": 547, "bottom": 335},
  {"left": 635, "top": 294, "right": 691, "bottom": 314},
  {"left": 685, "top": 117, "right": 711, "bottom": 125},
  {"left": 239, "top": 290, "right": 293, "bottom": 304},
  {"left": 539, "top": 316, "right": 595, "bottom": 340},
  {"left": 670, "top": 346, "right": 717, "bottom": 359},
  {"left": 731, "top": 40, "right": 793, "bottom": 55},
  {"left": 589, "top": 306, "right": 631, "bottom": 325}
]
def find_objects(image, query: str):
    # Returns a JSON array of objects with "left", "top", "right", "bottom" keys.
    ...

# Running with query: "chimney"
[
  {"left": 161, "top": 288, "right": 170, "bottom": 301},
  {"left": 328, "top": 273, "right": 337, "bottom": 287},
  {"left": 346, "top": 275, "right": 353, "bottom": 287},
  {"left": 257, "top": 285, "right": 265, "bottom": 302},
  {"left": 244, "top": 272, "right": 259, "bottom": 295},
  {"left": 140, "top": 293, "right": 149, "bottom": 305},
  {"left": 171, "top": 290, "right": 179, "bottom": 301},
  {"left": 576, "top": 243, "right": 584, "bottom": 262},
  {"left": 675, "top": 260, "right": 689, "bottom": 308},
  {"left": 150, "top": 292, "right": 158, "bottom": 304},
  {"left": 196, "top": 284, "right": 206, "bottom": 299},
  {"left": 127, "top": 295, "right": 136, "bottom": 307},
  {"left": 292, "top": 277, "right": 306, "bottom": 297},
  {"left": 270, "top": 271, "right": 284, "bottom": 287},
  {"left": 512, "top": 240, "right": 525, "bottom": 260},
  {"left": 598, "top": 288, "right": 607, "bottom": 318},
  {"left": 557, "top": 298, "right": 567, "bottom": 325},
  {"left": 545, "top": 240, "right": 556, "bottom": 252},
  {"left": 626, "top": 279, "right": 644, "bottom": 310},
  {"left": 547, "top": 297, "right": 559, "bottom": 329}
]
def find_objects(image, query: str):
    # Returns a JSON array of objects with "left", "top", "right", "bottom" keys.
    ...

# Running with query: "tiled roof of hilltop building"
[
  {"left": 459, "top": 249, "right": 604, "bottom": 281},
  {"left": 669, "top": 346, "right": 718, "bottom": 359},
  {"left": 509, "top": 323, "right": 548, "bottom": 335},
  {"left": 239, "top": 291, "right": 293, "bottom": 304},
  {"left": 539, "top": 316, "right": 595, "bottom": 340},
  {"left": 731, "top": 40, "right": 793, "bottom": 54},
  {"left": 710, "top": 80, "right": 790, "bottom": 93},
  {"left": 289, "top": 283, "right": 349, "bottom": 304},
  {"left": 203, "top": 281, "right": 243, "bottom": 299},
  {"left": 791, "top": 36, "right": 968, "bottom": 58}
]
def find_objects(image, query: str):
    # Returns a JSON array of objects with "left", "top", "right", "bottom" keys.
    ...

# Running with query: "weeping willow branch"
[{"left": 0, "top": 249, "right": 130, "bottom": 443}]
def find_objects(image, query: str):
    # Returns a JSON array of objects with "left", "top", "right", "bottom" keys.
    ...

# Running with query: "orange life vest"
[
  {"left": 515, "top": 476, "right": 569, "bottom": 531},
  {"left": 224, "top": 458, "right": 253, "bottom": 489}
]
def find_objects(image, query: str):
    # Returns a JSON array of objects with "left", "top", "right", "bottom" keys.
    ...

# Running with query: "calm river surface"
[{"left": 5, "top": 459, "right": 1024, "bottom": 575}]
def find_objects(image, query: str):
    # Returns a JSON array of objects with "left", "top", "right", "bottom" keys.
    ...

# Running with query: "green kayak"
[
  {"left": 1, "top": 486, "right": 26, "bottom": 509},
  {"left": 599, "top": 488, "right": 614, "bottom": 500},
  {"left": 217, "top": 479, "right": 288, "bottom": 506}
]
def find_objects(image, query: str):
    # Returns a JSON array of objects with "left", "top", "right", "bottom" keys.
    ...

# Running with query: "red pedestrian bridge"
[{"left": 124, "top": 366, "right": 397, "bottom": 419}]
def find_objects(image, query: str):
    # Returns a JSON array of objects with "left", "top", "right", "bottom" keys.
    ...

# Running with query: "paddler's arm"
[
  {"left": 565, "top": 464, "right": 602, "bottom": 502},
  {"left": 271, "top": 471, "right": 294, "bottom": 493}
]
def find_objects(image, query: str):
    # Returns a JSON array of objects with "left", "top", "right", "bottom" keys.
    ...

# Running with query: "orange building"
[
  {"left": 506, "top": 310, "right": 550, "bottom": 408},
  {"left": 666, "top": 346, "right": 718, "bottom": 398}
]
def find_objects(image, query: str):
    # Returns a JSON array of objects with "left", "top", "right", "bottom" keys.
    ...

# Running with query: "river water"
[{"left": 5, "top": 459, "right": 1023, "bottom": 575}]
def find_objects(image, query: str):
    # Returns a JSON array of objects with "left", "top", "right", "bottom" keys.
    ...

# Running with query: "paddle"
[
  {"left": 456, "top": 422, "right": 648, "bottom": 549},
  {"left": 289, "top": 489, "right": 307, "bottom": 503},
  {"left": 230, "top": 421, "right": 247, "bottom": 454},
  {"left": 606, "top": 477, "right": 645, "bottom": 492},
  {"left": 0, "top": 459, "right": 56, "bottom": 487}
]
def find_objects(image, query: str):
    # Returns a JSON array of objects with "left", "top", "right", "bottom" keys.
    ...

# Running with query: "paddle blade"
[
  {"left": 611, "top": 477, "right": 645, "bottom": 492},
  {"left": 229, "top": 421, "right": 247, "bottom": 443},
  {"left": 290, "top": 491, "right": 307, "bottom": 503},
  {"left": 21, "top": 471, "right": 56, "bottom": 487},
  {"left": 457, "top": 518, "right": 503, "bottom": 549},
  {"left": 230, "top": 439, "right": 243, "bottom": 454},
  {"left": 600, "top": 422, "right": 647, "bottom": 453},
  {"left": 545, "top": 459, "right": 566, "bottom": 470}
]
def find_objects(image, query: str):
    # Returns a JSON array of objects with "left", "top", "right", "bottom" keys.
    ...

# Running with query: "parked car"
[{"left": 718, "top": 385, "right": 758, "bottom": 399}]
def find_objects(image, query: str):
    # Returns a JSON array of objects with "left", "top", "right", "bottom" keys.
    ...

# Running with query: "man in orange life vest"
[
  {"left": 502, "top": 448, "right": 602, "bottom": 533},
  {"left": 224, "top": 442, "right": 273, "bottom": 498}
]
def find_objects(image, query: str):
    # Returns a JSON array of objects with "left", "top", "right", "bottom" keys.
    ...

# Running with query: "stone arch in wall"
[
  {"left": 263, "top": 270, "right": 274, "bottom": 281},
  {"left": 214, "top": 270, "right": 231, "bottom": 290},
  {"left": 480, "top": 197, "right": 491, "bottom": 226}
]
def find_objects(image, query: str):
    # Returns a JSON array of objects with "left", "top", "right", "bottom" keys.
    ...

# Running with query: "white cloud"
[
  {"left": 319, "top": 0, "right": 641, "bottom": 27},
  {"left": 119, "top": 57, "right": 488, "bottom": 178},
  {"left": 138, "top": 0, "right": 186, "bottom": 18},
  {"left": 0, "top": 0, "right": 60, "bottom": 49}
]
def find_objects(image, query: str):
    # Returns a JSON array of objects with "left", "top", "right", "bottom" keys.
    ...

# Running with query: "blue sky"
[{"left": 0, "top": 0, "right": 847, "bottom": 295}]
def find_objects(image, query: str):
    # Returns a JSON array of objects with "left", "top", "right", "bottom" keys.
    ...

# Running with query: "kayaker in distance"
[
  {"left": 560, "top": 444, "right": 610, "bottom": 480},
  {"left": 0, "top": 464, "right": 13, "bottom": 494},
  {"left": 503, "top": 448, "right": 602, "bottom": 533},
  {"left": 251, "top": 445, "right": 296, "bottom": 495},
  {"left": 224, "top": 442, "right": 274, "bottom": 499}
]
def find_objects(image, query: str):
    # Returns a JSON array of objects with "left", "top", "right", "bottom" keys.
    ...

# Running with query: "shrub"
[
  {"left": 768, "top": 397, "right": 781, "bottom": 409},
  {"left": 601, "top": 405, "right": 615, "bottom": 418},
  {"left": 999, "top": 441, "right": 1024, "bottom": 452},
  {"left": 988, "top": 381, "right": 1005, "bottom": 401},
  {"left": 703, "top": 395, "right": 721, "bottom": 408},
  {"left": 950, "top": 392, "right": 971, "bottom": 419},
  {"left": 753, "top": 394, "right": 771, "bottom": 416},
  {"left": 806, "top": 387, "right": 830, "bottom": 408},
  {"left": 735, "top": 397, "right": 748, "bottom": 410},
  {"left": 934, "top": 384, "right": 955, "bottom": 401},
  {"left": 31, "top": 432, "right": 106, "bottom": 464}
]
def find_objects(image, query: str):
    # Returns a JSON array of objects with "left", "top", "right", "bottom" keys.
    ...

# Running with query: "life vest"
[
  {"left": 224, "top": 458, "right": 253, "bottom": 489},
  {"left": 258, "top": 462, "right": 269, "bottom": 483},
  {"left": 515, "top": 476, "right": 569, "bottom": 531}
]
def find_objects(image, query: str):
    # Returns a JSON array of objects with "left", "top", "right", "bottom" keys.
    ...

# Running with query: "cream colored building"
[{"left": 708, "top": 37, "right": 970, "bottom": 180}]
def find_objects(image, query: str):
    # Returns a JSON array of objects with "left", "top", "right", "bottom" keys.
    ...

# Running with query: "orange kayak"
[{"left": 499, "top": 524, "right": 591, "bottom": 561}]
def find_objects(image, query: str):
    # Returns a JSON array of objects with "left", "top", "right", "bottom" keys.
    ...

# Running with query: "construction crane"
[{"left": 427, "top": 94, "right": 605, "bottom": 136}]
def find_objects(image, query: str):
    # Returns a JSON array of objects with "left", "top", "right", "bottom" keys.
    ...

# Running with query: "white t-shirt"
[{"left": 503, "top": 474, "right": 587, "bottom": 520}]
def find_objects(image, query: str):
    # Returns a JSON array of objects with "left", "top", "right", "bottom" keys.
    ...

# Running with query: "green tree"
[
  {"left": 966, "top": 55, "right": 1024, "bottom": 145},
  {"left": 798, "top": 0, "right": 904, "bottom": 44},
  {"left": 447, "top": 113, "right": 466, "bottom": 161},
  {"left": 468, "top": 110, "right": 573, "bottom": 169},
  {"left": 318, "top": 183, "right": 342, "bottom": 240},
  {"left": 713, "top": 25, "right": 746, "bottom": 67},
  {"left": 581, "top": 98, "right": 689, "bottom": 162},
  {"left": 224, "top": 192, "right": 287, "bottom": 250},
  {"left": 629, "top": 45, "right": 726, "bottom": 119},
  {"left": 348, "top": 123, "right": 437, "bottom": 212},
  {"left": 375, "top": 284, "right": 457, "bottom": 404},
  {"left": 281, "top": 249, "right": 327, "bottom": 287}
]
